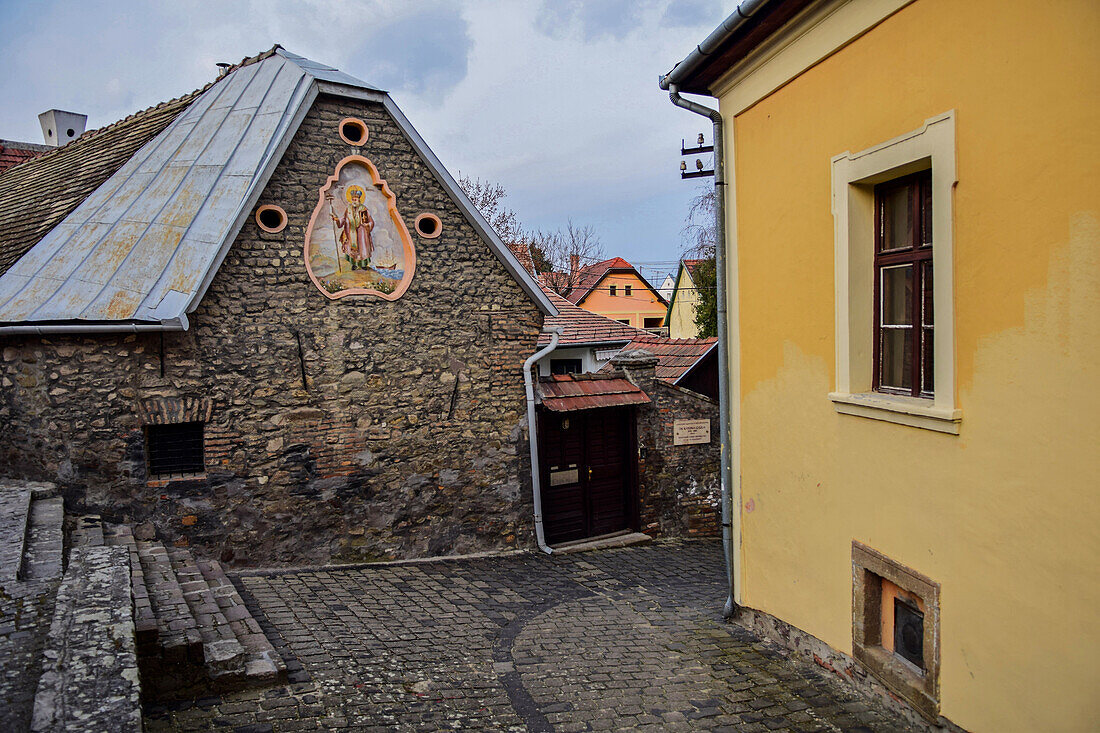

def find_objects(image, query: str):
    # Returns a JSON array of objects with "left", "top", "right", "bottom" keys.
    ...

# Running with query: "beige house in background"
[{"left": 665, "top": 258, "right": 705, "bottom": 338}]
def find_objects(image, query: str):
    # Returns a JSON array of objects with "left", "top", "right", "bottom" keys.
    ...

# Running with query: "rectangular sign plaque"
[
  {"left": 673, "top": 418, "right": 711, "bottom": 446},
  {"left": 550, "top": 467, "right": 580, "bottom": 486}
]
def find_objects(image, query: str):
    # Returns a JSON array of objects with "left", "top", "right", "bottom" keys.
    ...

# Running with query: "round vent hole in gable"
[
  {"left": 338, "top": 118, "right": 368, "bottom": 146},
  {"left": 414, "top": 213, "right": 441, "bottom": 239},
  {"left": 256, "top": 204, "right": 288, "bottom": 233}
]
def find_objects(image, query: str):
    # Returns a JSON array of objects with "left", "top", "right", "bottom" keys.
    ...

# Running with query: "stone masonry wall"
[
  {"left": 612, "top": 351, "right": 720, "bottom": 538},
  {"left": 0, "top": 94, "right": 544, "bottom": 566}
]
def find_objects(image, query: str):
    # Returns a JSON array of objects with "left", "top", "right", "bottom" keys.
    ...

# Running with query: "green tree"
[{"left": 681, "top": 186, "right": 717, "bottom": 337}]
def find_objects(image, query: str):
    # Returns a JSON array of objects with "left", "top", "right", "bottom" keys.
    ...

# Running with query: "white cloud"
[{"left": 0, "top": 0, "right": 731, "bottom": 272}]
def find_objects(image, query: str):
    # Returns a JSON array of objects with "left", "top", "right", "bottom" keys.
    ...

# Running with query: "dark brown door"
[{"left": 538, "top": 408, "right": 634, "bottom": 544}]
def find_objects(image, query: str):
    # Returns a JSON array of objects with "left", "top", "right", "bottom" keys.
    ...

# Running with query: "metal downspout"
[
  {"left": 663, "top": 83, "right": 739, "bottom": 619},
  {"left": 524, "top": 326, "right": 564, "bottom": 554}
]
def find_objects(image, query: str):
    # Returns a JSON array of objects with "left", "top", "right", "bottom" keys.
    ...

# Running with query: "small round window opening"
[
  {"left": 414, "top": 213, "right": 442, "bottom": 239},
  {"left": 255, "top": 204, "right": 288, "bottom": 233},
  {"left": 338, "top": 118, "right": 369, "bottom": 146}
]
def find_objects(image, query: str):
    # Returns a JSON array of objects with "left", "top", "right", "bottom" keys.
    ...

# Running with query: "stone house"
[{"left": 0, "top": 46, "right": 559, "bottom": 566}]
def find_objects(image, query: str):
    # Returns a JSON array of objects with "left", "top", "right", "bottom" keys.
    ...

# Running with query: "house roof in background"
[
  {"left": 537, "top": 373, "right": 651, "bottom": 412},
  {"left": 0, "top": 46, "right": 555, "bottom": 331},
  {"left": 566, "top": 256, "right": 668, "bottom": 307},
  {"left": 0, "top": 140, "right": 50, "bottom": 175},
  {"left": 539, "top": 287, "right": 648, "bottom": 347},
  {"left": 666, "top": 257, "right": 705, "bottom": 318},
  {"left": 600, "top": 334, "right": 717, "bottom": 384},
  {"left": 0, "top": 91, "right": 202, "bottom": 277}
]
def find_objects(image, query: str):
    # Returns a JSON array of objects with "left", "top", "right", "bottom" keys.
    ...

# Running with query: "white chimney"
[{"left": 38, "top": 109, "right": 88, "bottom": 147}]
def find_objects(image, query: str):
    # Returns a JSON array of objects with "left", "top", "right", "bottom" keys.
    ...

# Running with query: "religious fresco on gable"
[{"left": 304, "top": 155, "right": 416, "bottom": 300}]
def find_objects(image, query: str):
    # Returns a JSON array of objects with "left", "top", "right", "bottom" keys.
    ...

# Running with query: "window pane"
[
  {"left": 881, "top": 264, "right": 913, "bottom": 326},
  {"left": 920, "top": 176, "right": 933, "bottom": 247},
  {"left": 922, "top": 261, "right": 933, "bottom": 326},
  {"left": 881, "top": 328, "right": 913, "bottom": 391},
  {"left": 922, "top": 327, "right": 934, "bottom": 395},
  {"left": 879, "top": 184, "right": 912, "bottom": 251}
]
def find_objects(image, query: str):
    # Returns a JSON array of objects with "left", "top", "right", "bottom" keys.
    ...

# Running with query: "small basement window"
[
  {"left": 147, "top": 422, "right": 205, "bottom": 477},
  {"left": 338, "top": 117, "right": 369, "bottom": 146},
  {"left": 852, "top": 541, "right": 940, "bottom": 721}
]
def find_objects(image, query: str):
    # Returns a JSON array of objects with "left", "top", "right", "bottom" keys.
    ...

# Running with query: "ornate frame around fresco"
[{"left": 303, "top": 154, "right": 417, "bottom": 301}]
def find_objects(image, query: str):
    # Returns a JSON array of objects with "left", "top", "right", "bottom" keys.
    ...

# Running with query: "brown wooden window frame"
[{"left": 873, "top": 170, "right": 933, "bottom": 398}]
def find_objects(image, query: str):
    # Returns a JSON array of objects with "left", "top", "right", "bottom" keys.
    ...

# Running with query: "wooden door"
[{"left": 538, "top": 408, "right": 634, "bottom": 545}]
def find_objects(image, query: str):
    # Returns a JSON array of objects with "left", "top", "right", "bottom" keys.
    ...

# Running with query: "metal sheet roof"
[
  {"left": 537, "top": 374, "right": 651, "bottom": 412},
  {"left": 0, "top": 47, "right": 555, "bottom": 332}
]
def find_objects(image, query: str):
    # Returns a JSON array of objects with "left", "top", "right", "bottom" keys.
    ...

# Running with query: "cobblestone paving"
[{"left": 144, "top": 540, "right": 915, "bottom": 732}]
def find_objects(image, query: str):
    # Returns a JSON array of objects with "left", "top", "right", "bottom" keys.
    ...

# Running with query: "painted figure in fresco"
[{"left": 330, "top": 185, "right": 375, "bottom": 270}]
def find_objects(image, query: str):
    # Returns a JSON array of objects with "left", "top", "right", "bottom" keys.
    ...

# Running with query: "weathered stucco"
[
  {"left": 723, "top": 0, "right": 1100, "bottom": 729},
  {"left": 0, "top": 94, "right": 544, "bottom": 566}
]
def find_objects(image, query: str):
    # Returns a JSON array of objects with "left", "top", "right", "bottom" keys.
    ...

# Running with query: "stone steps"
[
  {"left": 20, "top": 497, "right": 64, "bottom": 581},
  {"left": 103, "top": 524, "right": 159, "bottom": 650},
  {"left": 101, "top": 522, "right": 285, "bottom": 697},
  {"left": 134, "top": 538, "right": 204, "bottom": 667},
  {"left": 0, "top": 488, "right": 31, "bottom": 583},
  {"left": 0, "top": 482, "right": 63, "bottom": 731},
  {"left": 165, "top": 546, "right": 247, "bottom": 680},
  {"left": 197, "top": 558, "right": 285, "bottom": 683}
]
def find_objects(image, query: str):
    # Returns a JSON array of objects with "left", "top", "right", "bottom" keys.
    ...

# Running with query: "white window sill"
[{"left": 829, "top": 392, "right": 961, "bottom": 435}]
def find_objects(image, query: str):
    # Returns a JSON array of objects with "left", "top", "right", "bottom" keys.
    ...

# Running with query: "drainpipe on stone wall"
[
  {"left": 658, "top": 79, "right": 741, "bottom": 618},
  {"left": 524, "top": 326, "right": 564, "bottom": 554}
]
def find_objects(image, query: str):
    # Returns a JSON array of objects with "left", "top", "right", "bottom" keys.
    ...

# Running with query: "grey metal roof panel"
[
  {"left": 277, "top": 49, "right": 383, "bottom": 92},
  {"left": 0, "top": 46, "right": 556, "bottom": 329}
]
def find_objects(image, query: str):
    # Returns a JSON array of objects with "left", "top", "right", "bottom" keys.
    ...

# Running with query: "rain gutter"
[
  {"left": 0, "top": 315, "right": 188, "bottom": 335},
  {"left": 659, "top": 0, "right": 773, "bottom": 619},
  {"left": 659, "top": 0, "right": 771, "bottom": 91},
  {"left": 524, "top": 326, "right": 564, "bottom": 554}
]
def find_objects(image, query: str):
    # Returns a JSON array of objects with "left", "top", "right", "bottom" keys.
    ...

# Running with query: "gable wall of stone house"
[{"left": 0, "top": 94, "right": 543, "bottom": 566}]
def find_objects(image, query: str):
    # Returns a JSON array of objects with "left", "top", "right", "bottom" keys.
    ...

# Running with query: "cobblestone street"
[{"left": 144, "top": 540, "right": 915, "bottom": 732}]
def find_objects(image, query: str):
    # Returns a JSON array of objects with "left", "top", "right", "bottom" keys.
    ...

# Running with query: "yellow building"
[
  {"left": 663, "top": 1, "right": 1099, "bottom": 730},
  {"left": 566, "top": 257, "right": 668, "bottom": 331},
  {"left": 665, "top": 259, "right": 706, "bottom": 338}
]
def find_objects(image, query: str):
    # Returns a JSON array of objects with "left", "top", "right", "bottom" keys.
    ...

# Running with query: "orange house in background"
[{"left": 566, "top": 257, "right": 668, "bottom": 332}]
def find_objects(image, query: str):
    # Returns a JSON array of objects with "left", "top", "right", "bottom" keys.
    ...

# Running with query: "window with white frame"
[{"left": 829, "top": 112, "right": 959, "bottom": 434}]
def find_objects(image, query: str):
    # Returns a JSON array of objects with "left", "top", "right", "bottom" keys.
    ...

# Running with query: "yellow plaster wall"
[
  {"left": 667, "top": 268, "right": 701, "bottom": 338},
  {"left": 578, "top": 272, "right": 666, "bottom": 327},
  {"left": 724, "top": 0, "right": 1100, "bottom": 730}
]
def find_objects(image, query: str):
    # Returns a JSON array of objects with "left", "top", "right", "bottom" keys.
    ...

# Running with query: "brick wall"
[
  {"left": 0, "top": 94, "right": 544, "bottom": 566},
  {"left": 612, "top": 351, "right": 721, "bottom": 538}
]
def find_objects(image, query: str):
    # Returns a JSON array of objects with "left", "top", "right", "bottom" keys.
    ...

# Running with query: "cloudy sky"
[{"left": 0, "top": 0, "right": 729, "bottom": 285}]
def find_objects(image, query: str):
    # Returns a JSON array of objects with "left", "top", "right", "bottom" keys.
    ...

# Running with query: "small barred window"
[{"left": 146, "top": 422, "right": 205, "bottom": 476}]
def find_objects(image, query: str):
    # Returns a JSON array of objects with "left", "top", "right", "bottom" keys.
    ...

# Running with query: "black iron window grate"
[{"left": 147, "top": 422, "right": 205, "bottom": 476}]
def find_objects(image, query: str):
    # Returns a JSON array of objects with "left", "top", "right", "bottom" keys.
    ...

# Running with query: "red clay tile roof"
[
  {"left": 681, "top": 258, "right": 704, "bottom": 279},
  {"left": 600, "top": 334, "right": 717, "bottom": 383},
  {"left": 0, "top": 140, "right": 49, "bottom": 175},
  {"left": 539, "top": 287, "right": 648, "bottom": 346},
  {"left": 537, "top": 373, "right": 651, "bottom": 412},
  {"left": 564, "top": 256, "right": 667, "bottom": 306}
]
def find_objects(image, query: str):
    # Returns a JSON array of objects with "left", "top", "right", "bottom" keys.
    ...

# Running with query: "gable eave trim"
[{"left": 380, "top": 96, "right": 557, "bottom": 317}]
